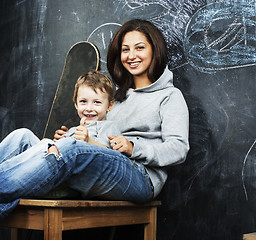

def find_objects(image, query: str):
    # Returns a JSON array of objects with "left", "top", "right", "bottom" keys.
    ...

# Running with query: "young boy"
[
  {"left": 61, "top": 70, "right": 120, "bottom": 148},
  {"left": 43, "top": 70, "right": 120, "bottom": 198}
]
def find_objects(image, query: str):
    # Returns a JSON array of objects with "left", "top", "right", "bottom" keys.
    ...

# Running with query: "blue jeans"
[{"left": 0, "top": 128, "right": 153, "bottom": 221}]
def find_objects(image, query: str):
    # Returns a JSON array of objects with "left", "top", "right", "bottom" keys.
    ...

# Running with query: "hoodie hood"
[{"left": 133, "top": 66, "right": 173, "bottom": 93}]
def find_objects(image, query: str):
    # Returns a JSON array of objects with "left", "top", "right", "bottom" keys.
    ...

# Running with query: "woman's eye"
[
  {"left": 122, "top": 48, "right": 129, "bottom": 52},
  {"left": 137, "top": 46, "right": 144, "bottom": 50}
]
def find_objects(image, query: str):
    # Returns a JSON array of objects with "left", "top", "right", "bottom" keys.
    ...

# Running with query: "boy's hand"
[
  {"left": 74, "top": 117, "right": 89, "bottom": 142},
  {"left": 53, "top": 126, "right": 69, "bottom": 141},
  {"left": 108, "top": 135, "right": 133, "bottom": 157}
]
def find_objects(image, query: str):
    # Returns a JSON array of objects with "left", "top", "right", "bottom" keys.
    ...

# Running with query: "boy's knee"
[
  {"left": 12, "top": 128, "right": 39, "bottom": 146},
  {"left": 47, "top": 145, "right": 60, "bottom": 155},
  {"left": 14, "top": 128, "right": 33, "bottom": 138}
]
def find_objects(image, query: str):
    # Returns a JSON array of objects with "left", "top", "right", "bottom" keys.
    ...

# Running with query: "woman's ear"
[{"left": 107, "top": 100, "right": 114, "bottom": 112}]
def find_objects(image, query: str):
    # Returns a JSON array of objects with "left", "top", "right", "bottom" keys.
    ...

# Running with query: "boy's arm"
[{"left": 74, "top": 117, "right": 108, "bottom": 148}]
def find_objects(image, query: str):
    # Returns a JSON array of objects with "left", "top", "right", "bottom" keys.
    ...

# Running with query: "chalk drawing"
[
  {"left": 87, "top": 23, "right": 121, "bottom": 73},
  {"left": 184, "top": 0, "right": 256, "bottom": 73},
  {"left": 242, "top": 139, "right": 256, "bottom": 200}
]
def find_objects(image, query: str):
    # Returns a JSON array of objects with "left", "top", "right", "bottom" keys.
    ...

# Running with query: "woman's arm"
[
  {"left": 108, "top": 135, "right": 134, "bottom": 156},
  {"left": 130, "top": 89, "right": 189, "bottom": 167},
  {"left": 53, "top": 126, "right": 69, "bottom": 141}
]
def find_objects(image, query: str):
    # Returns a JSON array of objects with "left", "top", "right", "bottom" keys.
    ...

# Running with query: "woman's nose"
[{"left": 128, "top": 50, "right": 136, "bottom": 59}]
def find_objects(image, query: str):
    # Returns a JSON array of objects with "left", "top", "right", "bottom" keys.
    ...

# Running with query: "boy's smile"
[{"left": 75, "top": 85, "right": 113, "bottom": 125}]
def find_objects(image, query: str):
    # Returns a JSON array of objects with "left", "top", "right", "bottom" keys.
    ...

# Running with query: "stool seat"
[{"left": 0, "top": 199, "right": 161, "bottom": 240}]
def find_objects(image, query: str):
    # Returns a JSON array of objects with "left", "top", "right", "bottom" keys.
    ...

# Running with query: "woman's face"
[{"left": 121, "top": 31, "right": 153, "bottom": 80}]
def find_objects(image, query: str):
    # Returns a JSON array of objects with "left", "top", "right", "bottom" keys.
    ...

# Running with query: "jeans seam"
[{"left": 131, "top": 161, "right": 154, "bottom": 200}]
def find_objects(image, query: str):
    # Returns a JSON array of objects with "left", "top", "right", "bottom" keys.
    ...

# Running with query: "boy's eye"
[
  {"left": 80, "top": 100, "right": 87, "bottom": 103},
  {"left": 95, "top": 101, "right": 102, "bottom": 104}
]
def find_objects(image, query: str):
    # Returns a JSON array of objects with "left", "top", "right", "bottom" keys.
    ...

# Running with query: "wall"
[{"left": 0, "top": 0, "right": 256, "bottom": 239}]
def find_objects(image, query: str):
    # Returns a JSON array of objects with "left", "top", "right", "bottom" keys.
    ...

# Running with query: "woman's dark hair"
[{"left": 107, "top": 19, "right": 168, "bottom": 102}]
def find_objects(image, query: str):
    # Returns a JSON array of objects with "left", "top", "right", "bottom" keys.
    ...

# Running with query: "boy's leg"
[{"left": 0, "top": 128, "right": 40, "bottom": 164}]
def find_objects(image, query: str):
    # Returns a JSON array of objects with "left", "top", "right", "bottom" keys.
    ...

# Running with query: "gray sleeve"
[
  {"left": 63, "top": 127, "right": 77, "bottom": 137},
  {"left": 130, "top": 89, "right": 190, "bottom": 167},
  {"left": 94, "top": 121, "right": 121, "bottom": 147}
]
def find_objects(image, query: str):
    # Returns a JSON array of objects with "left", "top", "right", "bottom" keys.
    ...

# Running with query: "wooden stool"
[
  {"left": 244, "top": 232, "right": 256, "bottom": 240},
  {"left": 0, "top": 199, "right": 161, "bottom": 240}
]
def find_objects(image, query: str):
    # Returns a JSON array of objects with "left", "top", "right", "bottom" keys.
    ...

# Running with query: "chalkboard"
[{"left": 0, "top": 0, "right": 255, "bottom": 240}]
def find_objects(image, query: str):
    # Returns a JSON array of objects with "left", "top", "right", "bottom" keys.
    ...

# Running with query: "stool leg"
[
  {"left": 44, "top": 208, "right": 62, "bottom": 240},
  {"left": 10, "top": 228, "right": 18, "bottom": 240},
  {"left": 144, "top": 208, "right": 157, "bottom": 240},
  {"left": 10, "top": 228, "right": 23, "bottom": 240}
]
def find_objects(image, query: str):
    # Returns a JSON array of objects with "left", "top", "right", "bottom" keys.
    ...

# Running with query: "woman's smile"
[{"left": 128, "top": 61, "right": 141, "bottom": 68}]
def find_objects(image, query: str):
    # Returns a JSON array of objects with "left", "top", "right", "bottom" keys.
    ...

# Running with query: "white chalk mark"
[
  {"left": 242, "top": 139, "right": 256, "bottom": 201},
  {"left": 101, "top": 32, "right": 106, "bottom": 50},
  {"left": 87, "top": 22, "right": 121, "bottom": 40},
  {"left": 71, "top": 11, "right": 80, "bottom": 22},
  {"left": 87, "top": 23, "right": 122, "bottom": 72}
]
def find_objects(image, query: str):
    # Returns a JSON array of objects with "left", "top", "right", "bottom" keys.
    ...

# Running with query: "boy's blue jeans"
[{"left": 0, "top": 128, "right": 153, "bottom": 221}]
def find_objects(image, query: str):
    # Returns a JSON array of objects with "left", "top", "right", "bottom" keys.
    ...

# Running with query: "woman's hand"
[
  {"left": 53, "top": 126, "right": 69, "bottom": 141},
  {"left": 73, "top": 117, "right": 89, "bottom": 142},
  {"left": 108, "top": 135, "right": 133, "bottom": 157}
]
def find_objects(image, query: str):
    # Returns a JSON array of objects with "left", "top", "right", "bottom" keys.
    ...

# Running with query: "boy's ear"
[
  {"left": 107, "top": 100, "right": 114, "bottom": 112},
  {"left": 74, "top": 102, "right": 78, "bottom": 110}
]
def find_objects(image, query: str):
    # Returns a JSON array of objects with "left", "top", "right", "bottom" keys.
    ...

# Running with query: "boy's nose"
[{"left": 86, "top": 103, "right": 94, "bottom": 111}]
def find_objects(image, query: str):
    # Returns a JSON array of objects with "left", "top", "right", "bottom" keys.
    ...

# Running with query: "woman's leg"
[
  {"left": 0, "top": 128, "right": 40, "bottom": 164},
  {"left": 0, "top": 137, "right": 153, "bottom": 221},
  {"left": 47, "top": 137, "right": 153, "bottom": 202},
  {"left": 57, "top": 139, "right": 153, "bottom": 202}
]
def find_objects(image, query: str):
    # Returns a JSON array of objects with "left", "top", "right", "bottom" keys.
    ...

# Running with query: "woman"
[
  {"left": 0, "top": 19, "right": 189, "bottom": 221},
  {"left": 106, "top": 19, "right": 189, "bottom": 198}
]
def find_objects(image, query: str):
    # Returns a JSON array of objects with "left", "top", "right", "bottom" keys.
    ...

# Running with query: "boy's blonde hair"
[{"left": 73, "top": 71, "right": 115, "bottom": 104}]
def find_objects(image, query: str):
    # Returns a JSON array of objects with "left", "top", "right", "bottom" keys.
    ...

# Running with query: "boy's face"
[{"left": 75, "top": 85, "right": 113, "bottom": 125}]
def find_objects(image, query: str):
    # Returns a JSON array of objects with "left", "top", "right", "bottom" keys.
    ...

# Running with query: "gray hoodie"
[{"left": 107, "top": 67, "right": 189, "bottom": 197}]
